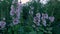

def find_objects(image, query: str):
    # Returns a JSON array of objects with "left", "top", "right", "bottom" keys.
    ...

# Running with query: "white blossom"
[
  {"left": 10, "top": 10, "right": 15, "bottom": 16},
  {"left": 40, "top": 0, "right": 49, "bottom": 5},
  {"left": 11, "top": 5, "right": 14, "bottom": 9},
  {"left": 33, "top": 17, "right": 40, "bottom": 23},
  {"left": 13, "top": 18, "right": 19, "bottom": 25},
  {"left": 42, "top": 13, "right": 48, "bottom": 19},
  {"left": 49, "top": 16, "right": 55, "bottom": 22},
  {"left": 0, "top": 21, "right": 6, "bottom": 28},
  {"left": 42, "top": 19, "right": 46, "bottom": 26},
  {"left": 15, "top": 10, "right": 20, "bottom": 19},
  {"left": 36, "top": 13, "right": 41, "bottom": 18},
  {"left": 10, "top": 5, "right": 15, "bottom": 16}
]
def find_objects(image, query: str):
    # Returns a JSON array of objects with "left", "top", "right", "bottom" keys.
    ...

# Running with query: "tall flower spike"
[
  {"left": 15, "top": 2, "right": 22, "bottom": 19},
  {"left": 10, "top": 5, "right": 15, "bottom": 16},
  {"left": 49, "top": 16, "right": 55, "bottom": 22}
]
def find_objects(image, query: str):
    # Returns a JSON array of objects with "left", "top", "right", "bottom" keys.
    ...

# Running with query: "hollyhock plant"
[{"left": 0, "top": 21, "right": 6, "bottom": 29}]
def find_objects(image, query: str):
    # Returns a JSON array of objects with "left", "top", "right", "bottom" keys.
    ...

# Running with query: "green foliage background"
[{"left": 0, "top": 0, "right": 60, "bottom": 34}]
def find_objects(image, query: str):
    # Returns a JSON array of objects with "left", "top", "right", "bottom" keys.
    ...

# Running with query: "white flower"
[
  {"left": 42, "top": 19, "right": 46, "bottom": 26},
  {"left": 49, "top": 16, "right": 55, "bottom": 22},
  {"left": 10, "top": 10, "right": 15, "bottom": 16},
  {"left": 33, "top": 17, "right": 40, "bottom": 23},
  {"left": 11, "top": 5, "right": 14, "bottom": 9},
  {"left": 40, "top": 0, "right": 49, "bottom": 4},
  {"left": 41, "top": 17, "right": 46, "bottom": 26},
  {"left": 13, "top": 18, "right": 19, "bottom": 25},
  {"left": 10, "top": 5, "right": 15, "bottom": 16},
  {"left": 0, "top": 21, "right": 6, "bottom": 28},
  {"left": 15, "top": 10, "right": 20, "bottom": 19},
  {"left": 36, "top": 13, "right": 41, "bottom": 18},
  {"left": 42, "top": 13, "right": 48, "bottom": 19}
]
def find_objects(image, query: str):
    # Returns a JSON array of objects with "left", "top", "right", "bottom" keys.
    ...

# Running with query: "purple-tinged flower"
[
  {"left": 36, "top": 13, "right": 41, "bottom": 18},
  {"left": 0, "top": 21, "right": 6, "bottom": 28},
  {"left": 15, "top": 10, "right": 20, "bottom": 19},
  {"left": 13, "top": 18, "right": 19, "bottom": 25},
  {"left": 42, "top": 13, "right": 48, "bottom": 19},
  {"left": 10, "top": 5, "right": 15, "bottom": 16},
  {"left": 49, "top": 16, "right": 55, "bottom": 22},
  {"left": 10, "top": 10, "right": 15, "bottom": 16},
  {"left": 33, "top": 17, "right": 40, "bottom": 23},
  {"left": 42, "top": 19, "right": 46, "bottom": 26}
]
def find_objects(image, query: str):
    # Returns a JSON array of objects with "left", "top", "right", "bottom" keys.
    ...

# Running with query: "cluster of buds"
[
  {"left": 10, "top": 0, "right": 22, "bottom": 25},
  {"left": 33, "top": 12, "right": 55, "bottom": 26}
]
